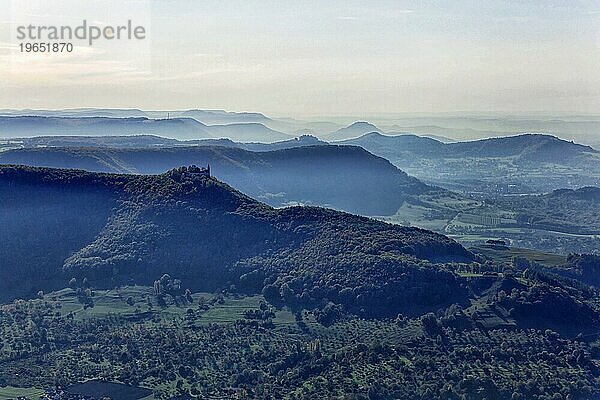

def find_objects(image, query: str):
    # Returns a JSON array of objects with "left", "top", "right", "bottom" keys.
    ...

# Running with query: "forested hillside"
[
  {"left": 0, "top": 165, "right": 470, "bottom": 317},
  {"left": 0, "top": 145, "right": 429, "bottom": 215}
]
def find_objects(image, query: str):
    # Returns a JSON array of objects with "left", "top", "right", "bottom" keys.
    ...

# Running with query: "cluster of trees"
[
  {"left": 562, "top": 254, "right": 600, "bottom": 287},
  {"left": 492, "top": 283, "right": 599, "bottom": 336},
  {"left": 0, "top": 293, "right": 597, "bottom": 400},
  {"left": 240, "top": 210, "right": 473, "bottom": 319},
  {"left": 69, "top": 277, "right": 94, "bottom": 309},
  {"left": 152, "top": 274, "right": 195, "bottom": 307}
]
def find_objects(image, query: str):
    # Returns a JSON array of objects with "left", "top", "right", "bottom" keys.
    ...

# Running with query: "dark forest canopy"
[{"left": 0, "top": 165, "right": 471, "bottom": 317}]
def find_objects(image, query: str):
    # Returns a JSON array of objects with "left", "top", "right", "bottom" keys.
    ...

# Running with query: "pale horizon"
[{"left": 1, "top": 0, "right": 599, "bottom": 116}]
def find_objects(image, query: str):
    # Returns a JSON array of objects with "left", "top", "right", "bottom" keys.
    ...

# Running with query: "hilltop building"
[{"left": 187, "top": 164, "right": 210, "bottom": 177}]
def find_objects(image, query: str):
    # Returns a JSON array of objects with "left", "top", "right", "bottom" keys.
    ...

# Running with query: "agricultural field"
[
  {"left": 0, "top": 278, "right": 598, "bottom": 399},
  {"left": 382, "top": 189, "right": 600, "bottom": 255},
  {"left": 0, "top": 386, "right": 44, "bottom": 400},
  {"left": 43, "top": 286, "right": 296, "bottom": 327},
  {"left": 469, "top": 245, "right": 568, "bottom": 267}
]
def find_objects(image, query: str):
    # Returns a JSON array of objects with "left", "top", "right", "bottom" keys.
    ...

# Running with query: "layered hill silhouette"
[
  {"left": 0, "top": 165, "right": 473, "bottom": 316},
  {"left": 342, "top": 132, "right": 600, "bottom": 191},
  {"left": 325, "top": 121, "right": 383, "bottom": 141},
  {"left": 0, "top": 116, "right": 292, "bottom": 142},
  {"left": 2, "top": 133, "right": 327, "bottom": 151},
  {"left": 0, "top": 144, "right": 428, "bottom": 215},
  {"left": 0, "top": 108, "right": 274, "bottom": 125},
  {"left": 342, "top": 132, "right": 597, "bottom": 160}
]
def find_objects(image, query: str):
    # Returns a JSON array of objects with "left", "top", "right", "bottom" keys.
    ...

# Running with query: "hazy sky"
[{"left": 0, "top": 0, "right": 599, "bottom": 116}]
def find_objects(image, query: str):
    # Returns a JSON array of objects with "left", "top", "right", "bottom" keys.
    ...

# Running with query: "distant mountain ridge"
[
  {"left": 172, "top": 109, "right": 273, "bottom": 125},
  {"left": 0, "top": 144, "right": 430, "bottom": 215},
  {"left": 4, "top": 130, "right": 597, "bottom": 195},
  {"left": 444, "top": 133, "right": 597, "bottom": 160},
  {"left": 0, "top": 108, "right": 313, "bottom": 136},
  {"left": 343, "top": 132, "right": 597, "bottom": 159},
  {"left": 0, "top": 116, "right": 292, "bottom": 143},
  {"left": 341, "top": 132, "right": 600, "bottom": 192},
  {"left": 0, "top": 108, "right": 151, "bottom": 118},
  {"left": 3, "top": 133, "right": 327, "bottom": 151},
  {"left": 342, "top": 132, "right": 443, "bottom": 155},
  {"left": 0, "top": 108, "right": 273, "bottom": 124},
  {"left": 3, "top": 109, "right": 599, "bottom": 147},
  {"left": 205, "top": 122, "right": 291, "bottom": 142},
  {"left": 325, "top": 121, "right": 383, "bottom": 141},
  {"left": 0, "top": 116, "right": 210, "bottom": 140}
]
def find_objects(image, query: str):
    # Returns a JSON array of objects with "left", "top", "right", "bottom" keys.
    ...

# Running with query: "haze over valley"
[{"left": 1, "top": 109, "right": 598, "bottom": 257}]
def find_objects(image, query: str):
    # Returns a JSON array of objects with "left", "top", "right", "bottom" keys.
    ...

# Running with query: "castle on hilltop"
[
  {"left": 186, "top": 164, "right": 210, "bottom": 177},
  {"left": 171, "top": 164, "right": 211, "bottom": 180}
]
